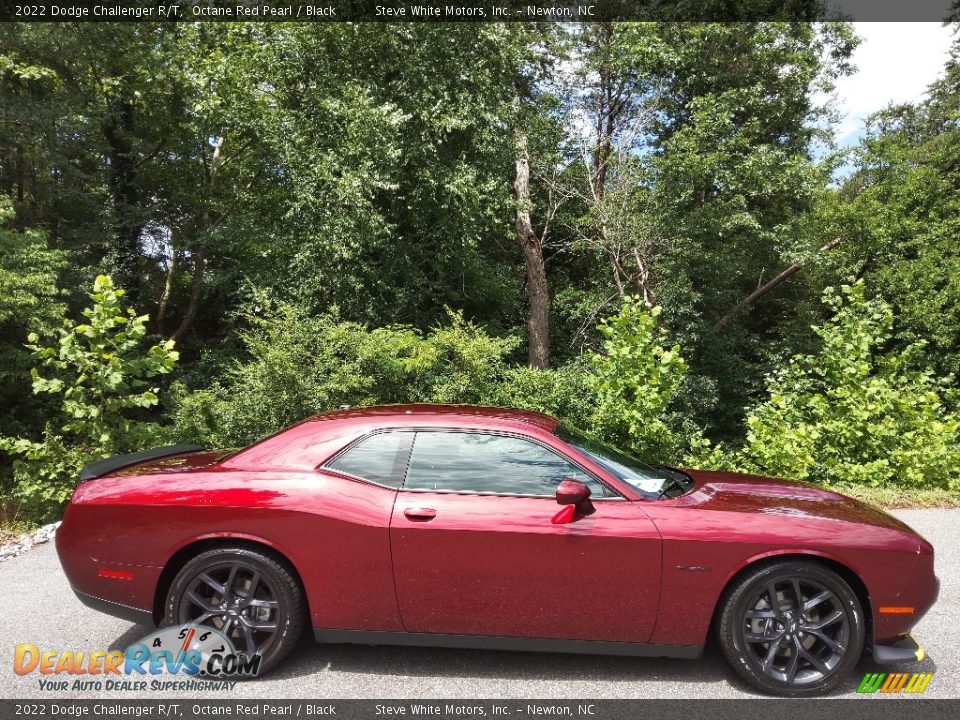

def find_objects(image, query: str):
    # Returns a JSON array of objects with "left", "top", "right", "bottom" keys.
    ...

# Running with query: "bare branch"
[{"left": 717, "top": 238, "right": 842, "bottom": 328}]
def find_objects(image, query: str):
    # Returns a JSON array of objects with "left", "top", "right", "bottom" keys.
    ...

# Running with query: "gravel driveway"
[{"left": 0, "top": 509, "right": 955, "bottom": 699}]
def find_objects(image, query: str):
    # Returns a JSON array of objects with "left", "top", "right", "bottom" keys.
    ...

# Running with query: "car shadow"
[
  {"left": 108, "top": 623, "right": 749, "bottom": 692},
  {"left": 108, "top": 624, "right": 931, "bottom": 698},
  {"left": 267, "top": 636, "right": 760, "bottom": 693},
  {"left": 109, "top": 623, "right": 155, "bottom": 652}
]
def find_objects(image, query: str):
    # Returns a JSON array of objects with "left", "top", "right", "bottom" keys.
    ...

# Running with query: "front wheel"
[
  {"left": 164, "top": 547, "right": 305, "bottom": 676},
  {"left": 717, "top": 560, "right": 865, "bottom": 697}
]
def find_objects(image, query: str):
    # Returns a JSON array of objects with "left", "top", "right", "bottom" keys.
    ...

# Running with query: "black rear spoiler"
[{"left": 78, "top": 444, "right": 205, "bottom": 482}]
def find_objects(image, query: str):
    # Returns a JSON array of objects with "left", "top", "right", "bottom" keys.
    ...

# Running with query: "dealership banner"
[
  {"left": 1, "top": 700, "right": 956, "bottom": 719},
  {"left": 1, "top": 0, "right": 958, "bottom": 23}
]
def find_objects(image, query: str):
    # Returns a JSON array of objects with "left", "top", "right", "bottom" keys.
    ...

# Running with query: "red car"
[{"left": 56, "top": 404, "right": 937, "bottom": 696}]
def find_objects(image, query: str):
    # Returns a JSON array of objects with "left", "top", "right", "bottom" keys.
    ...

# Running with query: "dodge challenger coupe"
[{"left": 56, "top": 404, "right": 938, "bottom": 696}]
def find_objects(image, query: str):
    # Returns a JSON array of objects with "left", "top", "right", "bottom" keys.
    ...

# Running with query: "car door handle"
[{"left": 403, "top": 507, "right": 437, "bottom": 521}]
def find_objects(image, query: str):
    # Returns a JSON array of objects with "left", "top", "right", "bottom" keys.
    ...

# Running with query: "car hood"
[{"left": 678, "top": 469, "right": 915, "bottom": 534}]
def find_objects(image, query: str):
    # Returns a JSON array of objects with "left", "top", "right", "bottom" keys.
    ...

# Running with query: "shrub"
[
  {"left": 587, "top": 298, "right": 688, "bottom": 460},
  {"left": 0, "top": 276, "right": 178, "bottom": 519},
  {"left": 418, "top": 313, "right": 521, "bottom": 405},
  {"left": 0, "top": 195, "right": 66, "bottom": 482},
  {"left": 172, "top": 294, "right": 699, "bottom": 462},
  {"left": 170, "top": 298, "right": 522, "bottom": 447},
  {"left": 737, "top": 281, "right": 960, "bottom": 490},
  {"left": 495, "top": 359, "right": 595, "bottom": 432}
]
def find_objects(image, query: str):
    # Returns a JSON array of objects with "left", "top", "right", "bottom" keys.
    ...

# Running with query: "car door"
[{"left": 389, "top": 429, "right": 662, "bottom": 643}]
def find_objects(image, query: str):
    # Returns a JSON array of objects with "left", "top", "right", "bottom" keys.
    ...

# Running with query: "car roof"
[
  {"left": 220, "top": 404, "right": 562, "bottom": 472},
  {"left": 307, "top": 404, "right": 559, "bottom": 432}
]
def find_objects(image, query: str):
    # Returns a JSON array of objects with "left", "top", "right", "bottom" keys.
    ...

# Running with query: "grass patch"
[
  {"left": 0, "top": 523, "right": 33, "bottom": 545},
  {"left": 0, "top": 500, "right": 38, "bottom": 544},
  {"left": 835, "top": 484, "right": 960, "bottom": 509}
]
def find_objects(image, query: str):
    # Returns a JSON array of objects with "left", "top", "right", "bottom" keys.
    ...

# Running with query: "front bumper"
[
  {"left": 872, "top": 635, "right": 925, "bottom": 664},
  {"left": 874, "top": 561, "right": 939, "bottom": 644}
]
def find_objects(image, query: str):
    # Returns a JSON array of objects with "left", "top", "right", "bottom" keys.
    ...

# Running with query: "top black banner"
[{"left": 0, "top": 0, "right": 958, "bottom": 23}]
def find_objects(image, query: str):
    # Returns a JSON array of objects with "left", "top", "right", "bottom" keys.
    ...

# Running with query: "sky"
[{"left": 828, "top": 22, "right": 956, "bottom": 149}]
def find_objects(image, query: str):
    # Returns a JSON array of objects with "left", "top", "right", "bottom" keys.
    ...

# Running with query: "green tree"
[
  {"left": 170, "top": 295, "right": 522, "bottom": 448},
  {"left": 0, "top": 25, "right": 184, "bottom": 305},
  {"left": 239, "top": 24, "right": 522, "bottom": 332},
  {"left": 7, "top": 20, "right": 960, "bottom": 496},
  {"left": 738, "top": 281, "right": 960, "bottom": 490},
  {"left": 587, "top": 297, "right": 688, "bottom": 459},
  {"left": 834, "top": 34, "right": 960, "bottom": 381},
  {"left": 0, "top": 276, "right": 178, "bottom": 518},
  {"left": 645, "top": 23, "right": 857, "bottom": 438},
  {"left": 0, "top": 196, "right": 66, "bottom": 439},
  {"left": 542, "top": 22, "right": 857, "bottom": 440}
]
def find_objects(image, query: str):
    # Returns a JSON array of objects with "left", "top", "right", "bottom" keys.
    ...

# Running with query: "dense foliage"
[
  {"left": 170, "top": 297, "right": 598, "bottom": 450},
  {"left": 1, "top": 21, "right": 959, "bottom": 520},
  {"left": 0, "top": 277, "right": 178, "bottom": 519},
  {"left": 588, "top": 301, "right": 687, "bottom": 460},
  {"left": 726, "top": 282, "right": 960, "bottom": 490}
]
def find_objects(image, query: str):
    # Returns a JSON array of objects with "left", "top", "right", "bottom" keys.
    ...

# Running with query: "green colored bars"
[{"left": 856, "top": 672, "right": 933, "bottom": 694}]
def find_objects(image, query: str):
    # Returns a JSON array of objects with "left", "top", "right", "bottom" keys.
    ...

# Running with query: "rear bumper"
[
  {"left": 72, "top": 587, "right": 154, "bottom": 627},
  {"left": 56, "top": 502, "right": 164, "bottom": 619},
  {"left": 872, "top": 635, "right": 925, "bottom": 664}
]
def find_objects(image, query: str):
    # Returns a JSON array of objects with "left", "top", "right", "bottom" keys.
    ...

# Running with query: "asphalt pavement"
[{"left": 0, "top": 509, "right": 956, "bottom": 700}]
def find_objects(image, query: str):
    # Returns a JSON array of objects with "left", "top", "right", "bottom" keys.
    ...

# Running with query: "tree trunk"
[
  {"left": 170, "top": 136, "right": 224, "bottom": 343},
  {"left": 582, "top": 23, "right": 620, "bottom": 280},
  {"left": 633, "top": 248, "right": 656, "bottom": 308},
  {"left": 102, "top": 98, "right": 144, "bottom": 305},
  {"left": 591, "top": 23, "right": 615, "bottom": 203},
  {"left": 170, "top": 245, "right": 203, "bottom": 342},
  {"left": 155, "top": 240, "right": 178, "bottom": 333},
  {"left": 514, "top": 127, "right": 550, "bottom": 369}
]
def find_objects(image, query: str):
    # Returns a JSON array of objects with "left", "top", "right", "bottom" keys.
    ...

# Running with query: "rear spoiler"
[{"left": 78, "top": 444, "right": 205, "bottom": 482}]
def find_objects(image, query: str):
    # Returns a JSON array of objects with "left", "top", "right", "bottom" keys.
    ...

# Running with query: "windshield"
[{"left": 555, "top": 425, "right": 688, "bottom": 498}]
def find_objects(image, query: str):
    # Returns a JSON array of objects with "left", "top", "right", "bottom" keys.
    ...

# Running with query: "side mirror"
[
  {"left": 556, "top": 478, "right": 591, "bottom": 505},
  {"left": 552, "top": 478, "right": 595, "bottom": 524}
]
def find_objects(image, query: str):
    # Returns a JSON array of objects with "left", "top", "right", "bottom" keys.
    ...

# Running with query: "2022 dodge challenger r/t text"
[{"left": 56, "top": 405, "right": 938, "bottom": 696}]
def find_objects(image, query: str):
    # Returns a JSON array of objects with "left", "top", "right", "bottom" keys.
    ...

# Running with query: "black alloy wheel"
[
  {"left": 164, "top": 547, "right": 304, "bottom": 676},
  {"left": 179, "top": 560, "right": 280, "bottom": 654},
  {"left": 718, "top": 560, "right": 865, "bottom": 696}
]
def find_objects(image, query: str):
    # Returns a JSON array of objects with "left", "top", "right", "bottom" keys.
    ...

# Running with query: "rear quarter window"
[{"left": 326, "top": 432, "right": 409, "bottom": 487}]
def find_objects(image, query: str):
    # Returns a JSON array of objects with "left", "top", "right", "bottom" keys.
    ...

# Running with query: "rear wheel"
[
  {"left": 717, "top": 560, "right": 865, "bottom": 696},
  {"left": 164, "top": 547, "right": 304, "bottom": 676}
]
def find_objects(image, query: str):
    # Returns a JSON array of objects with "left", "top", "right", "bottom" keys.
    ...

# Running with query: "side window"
[
  {"left": 404, "top": 431, "right": 611, "bottom": 497},
  {"left": 326, "top": 432, "right": 408, "bottom": 487}
]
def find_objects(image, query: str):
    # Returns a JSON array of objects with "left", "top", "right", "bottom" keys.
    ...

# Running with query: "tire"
[
  {"left": 717, "top": 560, "right": 865, "bottom": 697},
  {"left": 163, "top": 546, "right": 305, "bottom": 677}
]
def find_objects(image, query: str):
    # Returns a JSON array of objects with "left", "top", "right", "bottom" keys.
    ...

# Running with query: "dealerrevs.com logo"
[
  {"left": 14, "top": 624, "right": 260, "bottom": 691},
  {"left": 856, "top": 672, "right": 933, "bottom": 694}
]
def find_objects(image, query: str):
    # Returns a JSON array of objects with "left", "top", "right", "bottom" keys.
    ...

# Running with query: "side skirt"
[{"left": 313, "top": 629, "right": 701, "bottom": 659}]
